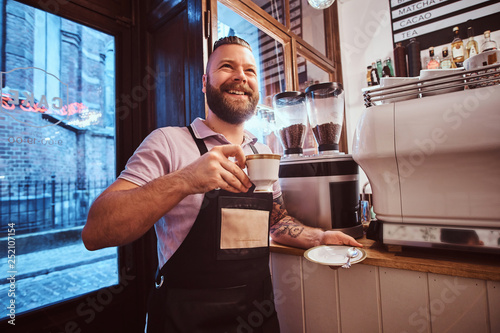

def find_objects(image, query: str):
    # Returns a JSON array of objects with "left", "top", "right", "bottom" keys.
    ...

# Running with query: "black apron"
[{"left": 146, "top": 126, "right": 280, "bottom": 333}]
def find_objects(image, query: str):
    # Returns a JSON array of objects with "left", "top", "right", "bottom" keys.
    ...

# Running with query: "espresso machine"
[
  {"left": 353, "top": 62, "right": 500, "bottom": 253},
  {"left": 275, "top": 83, "right": 363, "bottom": 239}
]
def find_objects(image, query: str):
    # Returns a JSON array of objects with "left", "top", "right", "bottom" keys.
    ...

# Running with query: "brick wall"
[{"left": 1, "top": 1, "right": 115, "bottom": 195}]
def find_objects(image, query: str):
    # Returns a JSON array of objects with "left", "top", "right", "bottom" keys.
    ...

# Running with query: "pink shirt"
[{"left": 119, "top": 118, "right": 281, "bottom": 267}]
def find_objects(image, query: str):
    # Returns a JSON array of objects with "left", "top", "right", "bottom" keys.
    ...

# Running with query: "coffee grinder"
[{"left": 275, "top": 82, "right": 363, "bottom": 238}]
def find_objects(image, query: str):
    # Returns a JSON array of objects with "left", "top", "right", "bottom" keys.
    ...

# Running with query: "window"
[
  {"left": 217, "top": 2, "right": 287, "bottom": 154},
  {"left": 216, "top": 0, "right": 343, "bottom": 154},
  {"left": 0, "top": 0, "right": 118, "bottom": 318},
  {"left": 249, "top": 0, "right": 285, "bottom": 24}
]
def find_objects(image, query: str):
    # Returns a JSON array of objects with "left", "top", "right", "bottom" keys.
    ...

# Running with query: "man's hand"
[
  {"left": 180, "top": 144, "right": 252, "bottom": 194},
  {"left": 320, "top": 230, "right": 363, "bottom": 247}
]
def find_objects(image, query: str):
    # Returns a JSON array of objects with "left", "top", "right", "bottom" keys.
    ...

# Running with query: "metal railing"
[
  {"left": 362, "top": 63, "right": 500, "bottom": 107},
  {"left": 0, "top": 177, "right": 113, "bottom": 235}
]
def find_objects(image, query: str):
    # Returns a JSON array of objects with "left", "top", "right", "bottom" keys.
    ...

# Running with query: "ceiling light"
[{"left": 307, "top": 0, "right": 335, "bottom": 10}]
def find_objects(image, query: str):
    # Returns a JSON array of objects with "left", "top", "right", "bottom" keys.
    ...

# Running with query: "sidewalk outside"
[{"left": 0, "top": 241, "right": 117, "bottom": 318}]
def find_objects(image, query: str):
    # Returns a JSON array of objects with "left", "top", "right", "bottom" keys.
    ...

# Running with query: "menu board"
[{"left": 390, "top": 0, "right": 500, "bottom": 49}]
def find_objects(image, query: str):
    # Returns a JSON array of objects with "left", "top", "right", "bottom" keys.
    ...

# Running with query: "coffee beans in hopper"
[
  {"left": 312, "top": 122, "right": 342, "bottom": 146},
  {"left": 279, "top": 124, "right": 306, "bottom": 150}
]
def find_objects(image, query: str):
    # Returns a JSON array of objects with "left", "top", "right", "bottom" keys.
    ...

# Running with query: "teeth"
[{"left": 228, "top": 90, "right": 245, "bottom": 95}]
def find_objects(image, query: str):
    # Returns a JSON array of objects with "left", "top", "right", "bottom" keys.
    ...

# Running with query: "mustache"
[{"left": 220, "top": 82, "right": 254, "bottom": 95}]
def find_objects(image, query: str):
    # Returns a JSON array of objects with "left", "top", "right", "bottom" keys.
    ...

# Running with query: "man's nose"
[{"left": 233, "top": 68, "right": 247, "bottom": 82}]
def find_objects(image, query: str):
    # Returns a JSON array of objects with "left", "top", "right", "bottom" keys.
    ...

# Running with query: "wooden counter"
[{"left": 270, "top": 236, "right": 500, "bottom": 281}]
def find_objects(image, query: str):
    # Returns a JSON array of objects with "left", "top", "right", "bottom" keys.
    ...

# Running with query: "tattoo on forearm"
[
  {"left": 271, "top": 196, "right": 304, "bottom": 238},
  {"left": 270, "top": 217, "right": 304, "bottom": 238}
]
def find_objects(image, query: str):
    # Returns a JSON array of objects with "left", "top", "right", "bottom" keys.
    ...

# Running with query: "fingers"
[
  {"left": 217, "top": 144, "right": 247, "bottom": 169},
  {"left": 349, "top": 238, "right": 363, "bottom": 247},
  {"left": 324, "top": 231, "right": 363, "bottom": 247},
  {"left": 345, "top": 235, "right": 363, "bottom": 247},
  {"left": 195, "top": 145, "right": 251, "bottom": 193},
  {"left": 337, "top": 232, "right": 363, "bottom": 247},
  {"left": 218, "top": 157, "right": 252, "bottom": 190},
  {"left": 213, "top": 145, "right": 252, "bottom": 190}
]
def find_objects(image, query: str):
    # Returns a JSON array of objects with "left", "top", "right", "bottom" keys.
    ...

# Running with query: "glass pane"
[
  {"left": 0, "top": 0, "right": 118, "bottom": 318},
  {"left": 249, "top": 0, "right": 285, "bottom": 25},
  {"left": 297, "top": 54, "right": 330, "bottom": 91},
  {"left": 218, "top": 2, "right": 286, "bottom": 154},
  {"left": 299, "top": 0, "right": 327, "bottom": 56},
  {"left": 298, "top": 55, "right": 330, "bottom": 155}
]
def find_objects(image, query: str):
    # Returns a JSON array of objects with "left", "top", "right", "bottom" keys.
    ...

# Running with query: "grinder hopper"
[
  {"left": 305, "top": 82, "right": 345, "bottom": 154},
  {"left": 272, "top": 91, "right": 308, "bottom": 156}
]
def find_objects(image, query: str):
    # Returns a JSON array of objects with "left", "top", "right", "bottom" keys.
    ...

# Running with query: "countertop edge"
[{"left": 270, "top": 237, "right": 500, "bottom": 281}]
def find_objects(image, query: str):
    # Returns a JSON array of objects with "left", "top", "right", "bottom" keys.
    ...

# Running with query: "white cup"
[{"left": 245, "top": 154, "right": 281, "bottom": 192}]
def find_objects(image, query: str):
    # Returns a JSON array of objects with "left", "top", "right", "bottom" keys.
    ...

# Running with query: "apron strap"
[
  {"left": 187, "top": 124, "right": 259, "bottom": 154},
  {"left": 187, "top": 125, "right": 208, "bottom": 155}
]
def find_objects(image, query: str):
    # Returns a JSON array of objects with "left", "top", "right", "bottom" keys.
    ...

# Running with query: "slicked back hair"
[
  {"left": 213, "top": 36, "right": 252, "bottom": 52},
  {"left": 206, "top": 36, "right": 253, "bottom": 73}
]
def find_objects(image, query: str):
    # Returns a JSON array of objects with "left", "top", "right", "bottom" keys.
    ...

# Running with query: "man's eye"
[{"left": 221, "top": 64, "right": 232, "bottom": 69}]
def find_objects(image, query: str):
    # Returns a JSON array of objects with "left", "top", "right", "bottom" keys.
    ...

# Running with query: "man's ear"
[{"left": 202, "top": 74, "right": 207, "bottom": 93}]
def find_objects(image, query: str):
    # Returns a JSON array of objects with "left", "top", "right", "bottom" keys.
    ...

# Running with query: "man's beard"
[{"left": 205, "top": 76, "right": 259, "bottom": 125}]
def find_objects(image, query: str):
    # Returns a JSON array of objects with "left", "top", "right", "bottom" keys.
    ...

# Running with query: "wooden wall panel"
[
  {"left": 302, "top": 259, "right": 340, "bottom": 333},
  {"left": 379, "top": 267, "right": 430, "bottom": 333},
  {"left": 271, "top": 252, "right": 305, "bottom": 333},
  {"left": 71, "top": 0, "right": 132, "bottom": 23},
  {"left": 151, "top": 12, "right": 188, "bottom": 128},
  {"left": 425, "top": 274, "right": 488, "bottom": 333},
  {"left": 338, "top": 264, "right": 381, "bottom": 333},
  {"left": 146, "top": 0, "right": 205, "bottom": 128},
  {"left": 487, "top": 280, "right": 500, "bottom": 333}
]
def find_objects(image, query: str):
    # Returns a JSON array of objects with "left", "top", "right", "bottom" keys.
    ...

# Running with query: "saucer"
[{"left": 304, "top": 245, "right": 367, "bottom": 266}]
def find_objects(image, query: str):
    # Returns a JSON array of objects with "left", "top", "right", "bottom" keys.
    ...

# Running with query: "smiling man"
[{"left": 82, "top": 36, "right": 361, "bottom": 333}]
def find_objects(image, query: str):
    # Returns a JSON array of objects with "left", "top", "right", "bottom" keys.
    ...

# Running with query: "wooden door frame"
[{"left": 0, "top": 1, "right": 152, "bottom": 332}]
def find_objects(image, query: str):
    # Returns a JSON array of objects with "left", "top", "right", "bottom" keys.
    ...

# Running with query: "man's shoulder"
[
  {"left": 135, "top": 126, "right": 192, "bottom": 154},
  {"left": 148, "top": 126, "right": 190, "bottom": 142}
]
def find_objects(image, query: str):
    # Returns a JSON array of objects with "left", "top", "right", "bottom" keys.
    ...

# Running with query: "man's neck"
[{"left": 204, "top": 113, "right": 245, "bottom": 145}]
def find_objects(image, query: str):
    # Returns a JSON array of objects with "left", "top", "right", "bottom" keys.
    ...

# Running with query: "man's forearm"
[
  {"left": 270, "top": 214, "right": 324, "bottom": 249},
  {"left": 270, "top": 197, "right": 324, "bottom": 249},
  {"left": 270, "top": 196, "right": 363, "bottom": 249},
  {"left": 82, "top": 171, "right": 191, "bottom": 250}
]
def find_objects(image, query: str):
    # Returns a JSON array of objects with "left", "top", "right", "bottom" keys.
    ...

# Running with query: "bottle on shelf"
[
  {"left": 426, "top": 47, "right": 440, "bottom": 69},
  {"left": 382, "top": 65, "right": 391, "bottom": 77},
  {"left": 465, "top": 26, "right": 479, "bottom": 59},
  {"left": 382, "top": 64, "right": 391, "bottom": 77},
  {"left": 451, "top": 26, "right": 465, "bottom": 67},
  {"left": 393, "top": 42, "right": 407, "bottom": 77},
  {"left": 481, "top": 30, "right": 498, "bottom": 53},
  {"left": 384, "top": 57, "right": 395, "bottom": 77},
  {"left": 370, "top": 62, "right": 380, "bottom": 86},
  {"left": 439, "top": 47, "right": 456, "bottom": 69},
  {"left": 376, "top": 59, "right": 383, "bottom": 78},
  {"left": 407, "top": 38, "right": 421, "bottom": 77},
  {"left": 366, "top": 65, "right": 372, "bottom": 86}
]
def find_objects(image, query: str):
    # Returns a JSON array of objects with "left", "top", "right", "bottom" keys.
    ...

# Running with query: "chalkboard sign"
[{"left": 390, "top": 0, "right": 500, "bottom": 50}]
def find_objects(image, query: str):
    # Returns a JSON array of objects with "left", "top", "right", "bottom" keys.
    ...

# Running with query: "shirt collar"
[{"left": 190, "top": 117, "right": 258, "bottom": 147}]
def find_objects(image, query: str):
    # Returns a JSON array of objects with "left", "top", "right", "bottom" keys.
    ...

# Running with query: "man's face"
[{"left": 203, "top": 44, "right": 259, "bottom": 125}]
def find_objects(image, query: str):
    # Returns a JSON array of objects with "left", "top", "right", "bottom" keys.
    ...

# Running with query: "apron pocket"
[
  {"left": 217, "top": 195, "right": 272, "bottom": 261},
  {"left": 165, "top": 284, "right": 248, "bottom": 333},
  {"left": 220, "top": 208, "right": 269, "bottom": 249}
]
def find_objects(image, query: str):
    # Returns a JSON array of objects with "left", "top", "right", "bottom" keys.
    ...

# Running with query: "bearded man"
[{"left": 82, "top": 36, "right": 361, "bottom": 333}]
